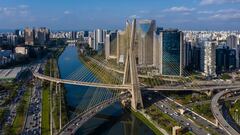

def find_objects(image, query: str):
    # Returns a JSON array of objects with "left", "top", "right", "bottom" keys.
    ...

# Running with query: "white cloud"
[
  {"left": 200, "top": 0, "right": 240, "bottom": 5},
  {"left": 0, "top": 7, "right": 17, "bottom": 16},
  {"left": 163, "top": 6, "right": 195, "bottom": 13},
  {"left": 198, "top": 9, "right": 240, "bottom": 20},
  {"left": 139, "top": 10, "right": 150, "bottom": 14},
  {"left": 197, "top": 10, "right": 214, "bottom": 14},
  {"left": 63, "top": 10, "right": 71, "bottom": 15},
  {"left": 128, "top": 14, "right": 141, "bottom": 19},
  {"left": 0, "top": 5, "right": 30, "bottom": 17},
  {"left": 18, "top": 5, "right": 29, "bottom": 9},
  {"left": 209, "top": 9, "right": 240, "bottom": 20}
]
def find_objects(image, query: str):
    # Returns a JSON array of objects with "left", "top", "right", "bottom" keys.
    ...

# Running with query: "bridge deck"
[
  {"left": 58, "top": 92, "right": 131, "bottom": 135},
  {"left": 33, "top": 73, "right": 131, "bottom": 90}
]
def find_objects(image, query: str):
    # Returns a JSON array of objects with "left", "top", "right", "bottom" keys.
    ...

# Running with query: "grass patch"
[
  {"left": 191, "top": 103, "right": 214, "bottom": 121},
  {"left": 145, "top": 105, "right": 179, "bottom": 134},
  {"left": 11, "top": 86, "right": 31, "bottom": 134},
  {"left": 131, "top": 110, "right": 163, "bottom": 135},
  {"left": 42, "top": 87, "right": 50, "bottom": 135}
]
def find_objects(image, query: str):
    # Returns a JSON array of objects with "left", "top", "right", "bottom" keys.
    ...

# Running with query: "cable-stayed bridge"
[{"left": 32, "top": 19, "right": 240, "bottom": 135}]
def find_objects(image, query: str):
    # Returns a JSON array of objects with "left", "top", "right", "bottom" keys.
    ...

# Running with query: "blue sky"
[{"left": 0, "top": 0, "right": 240, "bottom": 30}]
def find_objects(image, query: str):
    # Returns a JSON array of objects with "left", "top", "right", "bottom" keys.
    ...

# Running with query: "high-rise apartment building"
[
  {"left": 37, "top": 27, "right": 50, "bottom": 45},
  {"left": 137, "top": 19, "right": 156, "bottom": 66},
  {"left": 227, "top": 35, "right": 238, "bottom": 49},
  {"left": 203, "top": 41, "right": 217, "bottom": 77},
  {"left": 94, "top": 29, "right": 105, "bottom": 50},
  {"left": 105, "top": 31, "right": 117, "bottom": 59},
  {"left": 24, "top": 27, "right": 34, "bottom": 46}
]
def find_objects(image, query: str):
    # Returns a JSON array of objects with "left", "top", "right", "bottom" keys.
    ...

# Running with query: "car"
[
  {"left": 186, "top": 123, "right": 190, "bottom": 126},
  {"left": 67, "top": 128, "right": 73, "bottom": 132}
]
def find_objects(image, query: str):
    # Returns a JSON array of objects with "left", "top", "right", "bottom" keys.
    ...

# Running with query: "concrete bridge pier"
[
  {"left": 58, "top": 83, "right": 62, "bottom": 130},
  {"left": 215, "top": 119, "right": 219, "bottom": 127},
  {"left": 204, "top": 90, "right": 213, "bottom": 97},
  {"left": 123, "top": 18, "right": 143, "bottom": 110},
  {"left": 55, "top": 82, "right": 58, "bottom": 94}
]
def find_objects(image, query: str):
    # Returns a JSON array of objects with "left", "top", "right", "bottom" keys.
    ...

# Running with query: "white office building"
[{"left": 203, "top": 41, "right": 217, "bottom": 77}]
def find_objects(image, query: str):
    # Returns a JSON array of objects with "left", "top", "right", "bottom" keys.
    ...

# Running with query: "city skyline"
[{"left": 0, "top": 0, "right": 240, "bottom": 30}]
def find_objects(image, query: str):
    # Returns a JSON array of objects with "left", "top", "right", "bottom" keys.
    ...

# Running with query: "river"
[{"left": 58, "top": 46, "right": 155, "bottom": 135}]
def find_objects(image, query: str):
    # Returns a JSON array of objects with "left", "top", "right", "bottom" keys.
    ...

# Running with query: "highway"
[
  {"left": 143, "top": 91, "right": 215, "bottom": 135},
  {"left": 211, "top": 88, "right": 240, "bottom": 135},
  {"left": 156, "top": 93, "right": 228, "bottom": 135},
  {"left": 22, "top": 80, "right": 42, "bottom": 135}
]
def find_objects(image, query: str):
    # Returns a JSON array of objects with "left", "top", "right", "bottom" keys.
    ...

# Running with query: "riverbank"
[
  {"left": 77, "top": 52, "right": 166, "bottom": 135},
  {"left": 41, "top": 45, "right": 68, "bottom": 135}
]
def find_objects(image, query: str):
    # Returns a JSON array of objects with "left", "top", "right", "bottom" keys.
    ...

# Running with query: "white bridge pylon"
[
  {"left": 33, "top": 19, "right": 144, "bottom": 110},
  {"left": 123, "top": 19, "right": 144, "bottom": 110}
]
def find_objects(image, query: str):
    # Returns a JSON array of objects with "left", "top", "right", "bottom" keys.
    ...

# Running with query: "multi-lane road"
[
  {"left": 211, "top": 89, "right": 240, "bottom": 135},
  {"left": 22, "top": 80, "right": 42, "bottom": 135},
  {"left": 143, "top": 91, "right": 209, "bottom": 135},
  {"left": 143, "top": 91, "right": 228, "bottom": 135}
]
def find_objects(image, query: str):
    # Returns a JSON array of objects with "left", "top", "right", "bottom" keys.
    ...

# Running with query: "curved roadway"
[{"left": 211, "top": 88, "right": 240, "bottom": 135}]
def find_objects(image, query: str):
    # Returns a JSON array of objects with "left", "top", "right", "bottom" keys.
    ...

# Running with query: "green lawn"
[
  {"left": 42, "top": 87, "right": 50, "bottom": 135},
  {"left": 131, "top": 110, "right": 163, "bottom": 135},
  {"left": 145, "top": 105, "right": 179, "bottom": 134},
  {"left": 11, "top": 86, "right": 31, "bottom": 134},
  {"left": 191, "top": 103, "right": 214, "bottom": 121}
]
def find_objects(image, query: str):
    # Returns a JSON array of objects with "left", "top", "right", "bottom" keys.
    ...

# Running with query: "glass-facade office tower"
[
  {"left": 227, "top": 35, "right": 239, "bottom": 68},
  {"left": 154, "top": 29, "right": 185, "bottom": 76},
  {"left": 137, "top": 20, "right": 156, "bottom": 66},
  {"left": 117, "top": 21, "right": 131, "bottom": 64},
  {"left": 105, "top": 31, "right": 117, "bottom": 59},
  {"left": 191, "top": 46, "right": 201, "bottom": 71},
  {"left": 216, "top": 45, "right": 229, "bottom": 74},
  {"left": 94, "top": 29, "right": 104, "bottom": 51},
  {"left": 216, "top": 45, "right": 236, "bottom": 74}
]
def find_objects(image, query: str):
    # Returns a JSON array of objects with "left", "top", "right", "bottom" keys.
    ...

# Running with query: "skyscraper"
[
  {"left": 94, "top": 29, "right": 104, "bottom": 50},
  {"left": 203, "top": 41, "right": 217, "bottom": 77},
  {"left": 226, "top": 35, "right": 239, "bottom": 68},
  {"left": 117, "top": 21, "right": 131, "bottom": 64},
  {"left": 216, "top": 45, "right": 230, "bottom": 74},
  {"left": 24, "top": 27, "right": 34, "bottom": 46},
  {"left": 71, "top": 31, "right": 77, "bottom": 40},
  {"left": 137, "top": 19, "right": 156, "bottom": 66},
  {"left": 105, "top": 31, "right": 117, "bottom": 59},
  {"left": 227, "top": 35, "right": 238, "bottom": 49},
  {"left": 37, "top": 27, "right": 50, "bottom": 45},
  {"left": 191, "top": 46, "right": 201, "bottom": 71},
  {"left": 154, "top": 29, "right": 185, "bottom": 76}
]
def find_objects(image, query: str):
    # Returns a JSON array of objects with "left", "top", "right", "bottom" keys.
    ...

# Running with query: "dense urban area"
[{"left": 0, "top": 17, "right": 240, "bottom": 135}]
